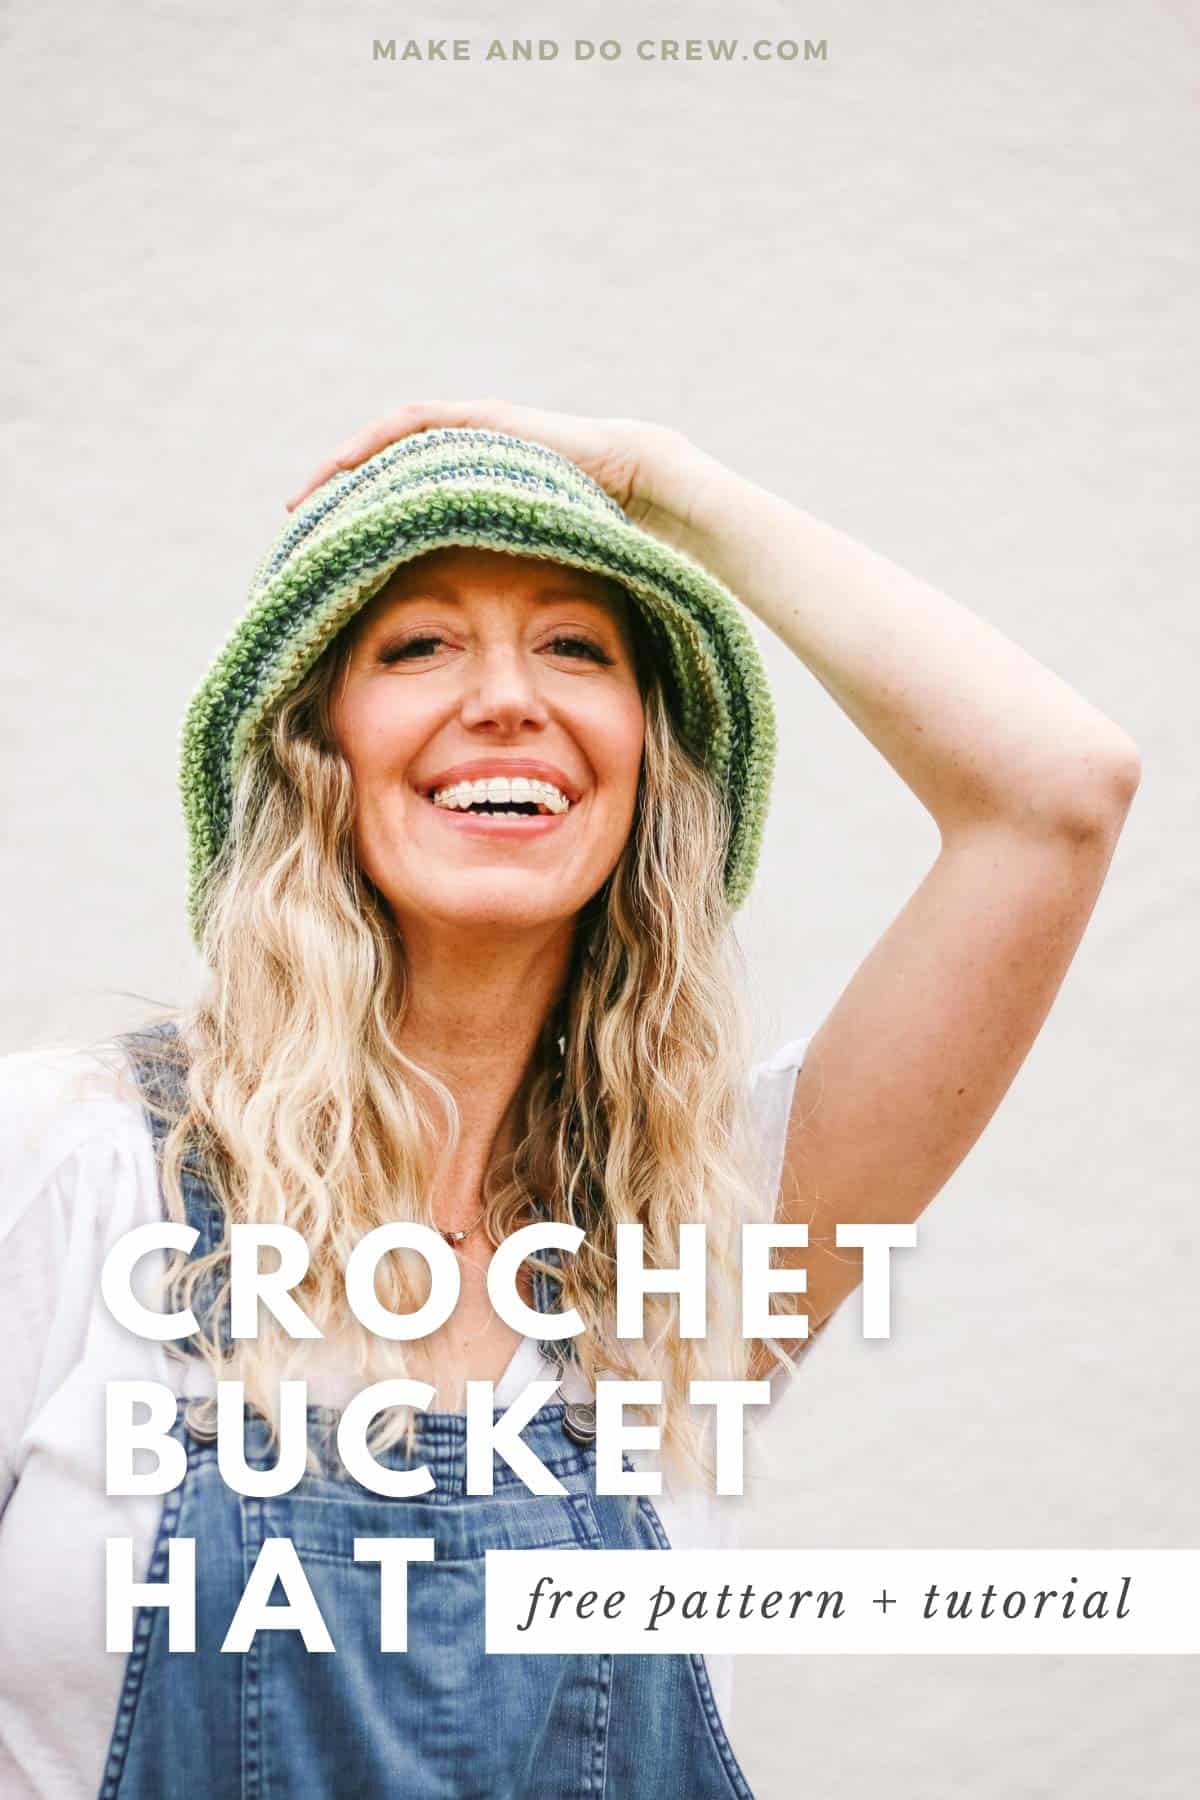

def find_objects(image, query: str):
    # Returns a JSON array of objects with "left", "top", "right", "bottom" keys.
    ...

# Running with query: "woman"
[{"left": 0, "top": 403, "right": 1140, "bottom": 1799}]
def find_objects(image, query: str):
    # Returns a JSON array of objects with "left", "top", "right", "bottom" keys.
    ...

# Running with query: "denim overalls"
[{"left": 101, "top": 1026, "right": 754, "bottom": 1799}]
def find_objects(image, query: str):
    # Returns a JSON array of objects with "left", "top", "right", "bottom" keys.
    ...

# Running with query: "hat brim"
[{"left": 181, "top": 474, "right": 776, "bottom": 939}]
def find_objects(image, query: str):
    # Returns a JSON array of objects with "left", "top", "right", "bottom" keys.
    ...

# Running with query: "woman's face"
[{"left": 329, "top": 547, "right": 646, "bottom": 937}]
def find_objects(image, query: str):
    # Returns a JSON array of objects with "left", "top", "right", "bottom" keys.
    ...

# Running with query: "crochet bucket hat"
[{"left": 180, "top": 427, "right": 776, "bottom": 940}]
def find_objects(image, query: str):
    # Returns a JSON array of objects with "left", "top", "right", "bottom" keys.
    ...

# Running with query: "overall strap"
[
  {"left": 117, "top": 1018, "right": 232, "bottom": 1351},
  {"left": 527, "top": 1209, "right": 581, "bottom": 1373},
  {"left": 530, "top": 1250, "right": 572, "bottom": 1372}
]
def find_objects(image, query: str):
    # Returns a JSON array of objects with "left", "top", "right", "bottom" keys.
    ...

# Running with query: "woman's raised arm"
[{"left": 656, "top": 437, "right": 1142, "bottom": 1368}]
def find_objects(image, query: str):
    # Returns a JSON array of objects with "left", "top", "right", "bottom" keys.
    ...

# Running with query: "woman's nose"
[{"left": 457, "top": 643, "right": 551, "bottom": 731}]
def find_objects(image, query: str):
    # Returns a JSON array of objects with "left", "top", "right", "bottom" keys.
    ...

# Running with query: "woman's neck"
[{"left": 394, "top": 919, "right": 575, "bottom": 1234}]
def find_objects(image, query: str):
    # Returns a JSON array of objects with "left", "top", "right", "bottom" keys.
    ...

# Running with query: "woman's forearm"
[{"left": 646, "top": 440, "right": 1141, "bottom": 844}]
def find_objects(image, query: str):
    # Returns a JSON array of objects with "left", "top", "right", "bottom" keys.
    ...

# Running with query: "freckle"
[{"left": 956, "top": 1087, "right": 965, "bottom": 1096}]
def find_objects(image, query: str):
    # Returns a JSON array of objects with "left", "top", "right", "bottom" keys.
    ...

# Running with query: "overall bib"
[{"left": 100, "top": 1026, "right": 755, "bottom": 1799}]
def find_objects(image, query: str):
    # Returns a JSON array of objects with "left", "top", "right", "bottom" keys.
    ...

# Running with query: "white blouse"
[{"left": 0, "top": 1032, "right": 809, "bottom": 1798}]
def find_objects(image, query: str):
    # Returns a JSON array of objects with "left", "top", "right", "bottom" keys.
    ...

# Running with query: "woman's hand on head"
[
  {"left": 283, "top": 398, "right": 720, "bottom": 547},
  {"left": 286, "top": 401, "right": 683, "bottom": 522}
]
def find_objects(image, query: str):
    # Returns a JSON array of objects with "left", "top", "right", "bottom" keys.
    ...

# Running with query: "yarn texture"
[{"left": 180, "top": 428, "right": 776, "bottom": 940}]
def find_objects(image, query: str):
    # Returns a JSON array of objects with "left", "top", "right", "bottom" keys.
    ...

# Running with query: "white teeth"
[{"left": 430, "top": 776, "right": 572, "bottom": 813}]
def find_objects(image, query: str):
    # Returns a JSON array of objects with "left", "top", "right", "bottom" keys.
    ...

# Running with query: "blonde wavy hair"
[{"left": 149, "top": 583, "right": 789, "bottom": 1491}]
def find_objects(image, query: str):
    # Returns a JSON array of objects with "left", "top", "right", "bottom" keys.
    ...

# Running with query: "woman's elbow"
[{"left": 1057, "top": 731, "right": 1143, "bottom": 845}]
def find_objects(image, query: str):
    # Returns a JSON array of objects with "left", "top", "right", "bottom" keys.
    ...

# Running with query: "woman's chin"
[{"left": 387, "top": 871, "right": 586, "bottom": 936}]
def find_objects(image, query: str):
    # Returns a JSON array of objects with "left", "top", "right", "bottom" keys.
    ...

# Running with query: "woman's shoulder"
[
  {"left": 0, "top": 1038, "right": 158, "bottom": 1251},
  {"left": 0, "top": 1037, "right": 148, "bottom": 1145}
]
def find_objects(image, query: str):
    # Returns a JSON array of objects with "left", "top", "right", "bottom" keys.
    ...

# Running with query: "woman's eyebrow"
[
  {"left": 532, "top": 594, "right": 624, "bottom": 617},
  {"left": 377, "top": 586, "right": 620, "bottom": 613}
]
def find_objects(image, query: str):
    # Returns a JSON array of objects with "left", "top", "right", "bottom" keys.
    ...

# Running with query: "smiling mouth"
[
  {"left": 421, "top": 777, "right": 575, "bottom": 819},
  {"left": 416, "top": 788, "right": 576, "bottom": 837},
  {"left": 432, "top": 798, "right": 547, "bottom": 817}
]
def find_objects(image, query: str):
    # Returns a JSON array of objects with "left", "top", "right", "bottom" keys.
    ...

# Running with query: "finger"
[
  {"left": 283, "top": 397, "right": 518, "bottom": 510},
  {"left": 284, "top": 405, "right": 431, "bottom": 510}
]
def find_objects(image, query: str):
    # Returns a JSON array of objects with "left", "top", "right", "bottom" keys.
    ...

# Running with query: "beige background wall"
[{"left": 4, "top": 2, "right": 1196, "bottom": 1794}]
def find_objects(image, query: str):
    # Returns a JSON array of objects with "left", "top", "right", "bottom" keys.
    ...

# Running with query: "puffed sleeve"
[
  {"left": 0, "top": 1044, "right": 156, "bottom": 1518},
  {"left": 745, "top": 1035, "right": 811, "bottom": 1218}
]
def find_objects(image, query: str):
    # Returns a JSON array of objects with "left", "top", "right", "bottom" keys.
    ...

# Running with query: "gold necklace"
[{"left": 435, "top": 1206, "right": 486, "bottom": 1247}]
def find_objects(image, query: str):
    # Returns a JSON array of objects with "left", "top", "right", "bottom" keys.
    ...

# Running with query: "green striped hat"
[{"left": 181, "top": 427, "right": 776, "bottom": 940}]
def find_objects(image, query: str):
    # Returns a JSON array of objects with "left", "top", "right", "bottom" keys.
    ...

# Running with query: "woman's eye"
[
  {"left": 547, "top": 635, "right": 613, "bottom": 665},
  {"left": 378, "top": 633, "right": 613, "bottom": 666},
  {"left": 379, "top": 635, "right": 443, "bottom": 663}
]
